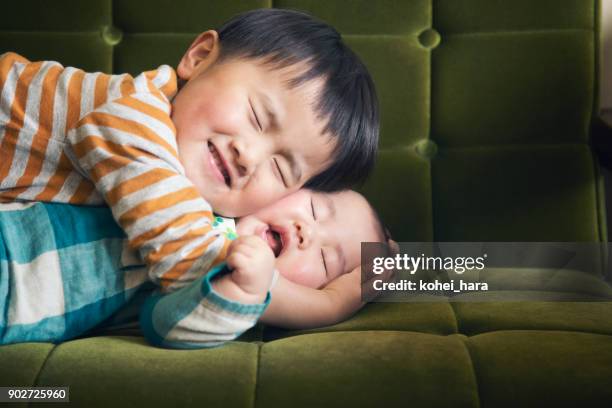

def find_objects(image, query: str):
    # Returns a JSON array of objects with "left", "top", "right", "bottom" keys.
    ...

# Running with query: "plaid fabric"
[
  {"left": 0, "top": 201, "right": 148, "bottom": 344},
  {"left": 0, "top": 202, "right": 270, "bottom": 347}
]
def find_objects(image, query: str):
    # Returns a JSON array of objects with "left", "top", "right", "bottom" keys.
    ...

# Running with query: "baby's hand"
[{"left": 226, "top": 235, "right": 275, "bottom": 298}]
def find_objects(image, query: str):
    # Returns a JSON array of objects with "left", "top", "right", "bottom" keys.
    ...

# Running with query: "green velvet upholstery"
[{"left": 2, "top": 0, "right": 612, "bottom": 406}]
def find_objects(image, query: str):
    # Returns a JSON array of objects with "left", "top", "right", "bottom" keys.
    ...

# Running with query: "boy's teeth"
[{"left": 208, "top": 143, "right": 230, "bottom": 185}]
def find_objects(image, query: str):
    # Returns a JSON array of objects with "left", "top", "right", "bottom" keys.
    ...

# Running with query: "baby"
[
  {"left": 140, "top": 188, "right": 392, "bottom": 348},
  {"left": 0, "top": 188, "right": 392, "bottom": 346},
  {"left": 0, "top": 9, "right": 380, "bottom": 346}
]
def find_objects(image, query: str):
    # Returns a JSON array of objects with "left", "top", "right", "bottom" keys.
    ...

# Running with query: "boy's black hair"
[{"left": 215, "top": 8, "right": 379, "bottom": 191}]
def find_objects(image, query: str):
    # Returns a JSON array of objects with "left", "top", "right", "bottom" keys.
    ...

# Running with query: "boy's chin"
[{"left": 207, "top": 198, "right": 242, "bottom": 218}]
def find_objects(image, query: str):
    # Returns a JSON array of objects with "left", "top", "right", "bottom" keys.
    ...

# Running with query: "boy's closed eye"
[
  {"left": 253, "top": 92, "right": 303, "bottom": 190},
  {"left": 250, "top": 99, "right": 292, "bottom": 189},
  {"left": 249, "top": 99, "right": 263, "bottom": 132},
  {"left": 273, "top": 158, "right": 288, "bottom": 187},
  {"left": 274, "top": 154, "right": 302, "bottom": 190}
]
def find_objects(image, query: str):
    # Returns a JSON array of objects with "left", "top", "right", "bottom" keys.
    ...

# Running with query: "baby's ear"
[
  {"left": 177, "top": 30, "right": 221, "bottom": 80},
  {"left": 387, "top": 239, "right": 400, "bottom": 256}
]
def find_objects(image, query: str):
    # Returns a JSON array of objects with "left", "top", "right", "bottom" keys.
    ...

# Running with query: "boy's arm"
[
  {"left": 140, "top": 269, "right": 344, "bottom": 348},
  {"left": 258, "top": 266, "right": 364, "bottom": 329},
  {"left": 140, "top": 263, "right": 270, "bottom": 349},
  {"left": 140, "top": 237, "right": 276, "bottom": 349},
  {"left": 65, "top": 90, "right": 229, "bottom": 293}
]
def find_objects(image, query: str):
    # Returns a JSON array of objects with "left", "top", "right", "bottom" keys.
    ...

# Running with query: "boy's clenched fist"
[
  {"left": 211, "top": 235, "right": 276, "bottom": 304},
  {"left": 227, "top": 236, "right": 276, "bottom": 296}
]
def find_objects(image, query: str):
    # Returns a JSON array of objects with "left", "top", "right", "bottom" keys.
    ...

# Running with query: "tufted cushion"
[
  {"left": 1, "top": 0, "right": 606, "bottom": 241},
  {"left": 2, "top": 0, "right": 612, "bottom": 406}
]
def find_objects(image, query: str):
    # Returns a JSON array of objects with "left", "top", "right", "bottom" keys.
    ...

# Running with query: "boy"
[
  {"left": 0, "top": 9, "right": 380, "bottom": 344},
  {"left": 0, "top": 9, "right": 377, "bottom": 289}
]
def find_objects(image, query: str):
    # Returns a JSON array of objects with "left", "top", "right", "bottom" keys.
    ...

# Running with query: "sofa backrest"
[{"left": 0, "top": 0, "right": 606, "bottom": 242}]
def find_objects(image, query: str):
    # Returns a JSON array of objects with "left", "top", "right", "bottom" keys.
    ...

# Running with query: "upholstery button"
[
  {"left": 418, "top": 28, "right": 441, "bottom": 49},
  {"left": 101, "top": 25, "right": 123, "bottom": 46},
  {"left": 414, "top": 139, "right": 438, "bottom": 159}
]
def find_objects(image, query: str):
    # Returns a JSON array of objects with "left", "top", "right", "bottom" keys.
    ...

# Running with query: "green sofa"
[{"left": 2, "top": 0, "right": 612, "bottom": 406}]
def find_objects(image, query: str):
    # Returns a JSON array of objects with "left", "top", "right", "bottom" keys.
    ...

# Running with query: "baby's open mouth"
[
  {"left": 265, "top": 228, "right": 283, "bottom": 257},
  {"left": 208, "top": 142, "right": 231, "bottom": 187}
]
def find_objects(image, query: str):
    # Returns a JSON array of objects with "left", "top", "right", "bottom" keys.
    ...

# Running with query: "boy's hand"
[{"left": 226, "top": 235, "right": 275, "bottom": 297}]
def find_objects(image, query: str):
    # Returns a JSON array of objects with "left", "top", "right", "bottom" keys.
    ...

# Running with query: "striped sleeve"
[
  {"left": 139, "top": 263, "right": 271, "bottom": 349},
  {"left": 65, "top": 90, "right": 232, "bottom": 293}
]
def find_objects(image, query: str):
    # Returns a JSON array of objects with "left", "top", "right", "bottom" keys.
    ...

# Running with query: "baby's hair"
[{"left": 215, "top": 8, "right": 379, "bottom": 191}]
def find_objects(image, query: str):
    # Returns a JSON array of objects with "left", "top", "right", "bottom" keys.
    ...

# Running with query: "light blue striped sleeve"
[{"left": 139, "top": 263, "right": 271, "bottom": 349}]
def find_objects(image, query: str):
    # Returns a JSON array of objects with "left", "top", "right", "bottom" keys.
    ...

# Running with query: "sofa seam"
[
  {"left": 594, "top": 0, "right": 601, "bottom": 120},
  {"left": 28, "top": 343, "right": 59, "bottom": 407},
  {"left": 0, "top": 30, "right": 104, "bottom": 35},
  {"left": 341, "top": 28, "right": 592, "bottom": 38},
  {"left": 428, "top": 0, "right": 435, "bottom": 243},
  {"left": 252, "top": 342, "right": 262, "bottom": 408},
  {"left": 447, "top": 301, "right": 461, "bottom": 334},
  {"left": 380, "top": 142, "right": 591, "bottom": 155},
  {"left": 426, "top": 142, "right": 588, "bottom": 151},
  {"left": 263, "top": 327, "right": 612, "bottom": 341},
  {"left": 464, "top": 327, "right": 612, "bottom": 339},
  {"left": 459, "top": 337, "right": 482, "bottom": 408},
  {"left": 110, "top": 0, "right": 116, "bottom": 74},
  {"left": 441, "top": 28, "right": 593, "bottom": 37},
  {"left": 592, "top": 0, "right": 606, "bottom": 249},
  {"left": 591, "top": 151, "right": 607, "bottom": 264},
  {"left": 1, "top": 28, "right": 588, "bottom": 36}
]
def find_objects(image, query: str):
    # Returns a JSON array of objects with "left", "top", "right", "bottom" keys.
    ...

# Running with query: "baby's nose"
[{"left": 295, "top": 221, "right": 313, "bottom": 249}]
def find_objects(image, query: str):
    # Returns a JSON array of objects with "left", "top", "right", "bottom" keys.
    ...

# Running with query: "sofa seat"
[
  {"left": 3, "top": 302, "right": 612, "bottom": 408},
  {"left": 1, "top": 0, "right": 611, "bottom": 406}
]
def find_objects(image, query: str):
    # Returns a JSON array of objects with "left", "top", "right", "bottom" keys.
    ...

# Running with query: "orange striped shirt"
[{"left": 0, "top": 53, "right": 232, "bottom": 292}]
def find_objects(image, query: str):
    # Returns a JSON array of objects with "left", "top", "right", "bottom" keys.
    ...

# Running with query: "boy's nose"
[
  {"left": 295, "top": 220, "right": 313, "bottom": 249},
  {"left": 229, "top": 138, "right": 256, "bottom": 177},
  {"left": 230, "top": 141, "right": 249, "bottom": 177},
  {"left": 229, "top": 137, "right": 271, "bottom": 178}
]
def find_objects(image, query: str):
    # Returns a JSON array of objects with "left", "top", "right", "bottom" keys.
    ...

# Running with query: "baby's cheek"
[{"left": 278, "top": 256, "right": 324, "bottom": 289}]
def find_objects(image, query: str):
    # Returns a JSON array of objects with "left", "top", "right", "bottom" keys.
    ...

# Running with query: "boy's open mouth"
[
  {"left": 208, "top": 142, "right": 231, "bottom": 187},
  {"left": 265, "top": 227, "right": 283, "bottom": 257}
]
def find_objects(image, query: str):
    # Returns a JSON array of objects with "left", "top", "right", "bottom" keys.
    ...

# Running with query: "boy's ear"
[{"left": 177, "top": 30, "right": 221, "bottom": 80}]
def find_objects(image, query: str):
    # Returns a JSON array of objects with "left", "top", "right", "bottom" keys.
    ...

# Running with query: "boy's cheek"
[
  {"left": 207, "top": 188, "right": 282, "bottom": 218},
  {"left": 233, "top": 185, "right": 294, "bottom": 217}
]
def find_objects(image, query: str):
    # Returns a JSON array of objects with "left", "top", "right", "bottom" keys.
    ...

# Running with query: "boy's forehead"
[
  {"left": 247, "top": 56, "right": 326, "bottom": 99},
  {"left": 252, "top": 55, "right": 312, "bottom": 80}
]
